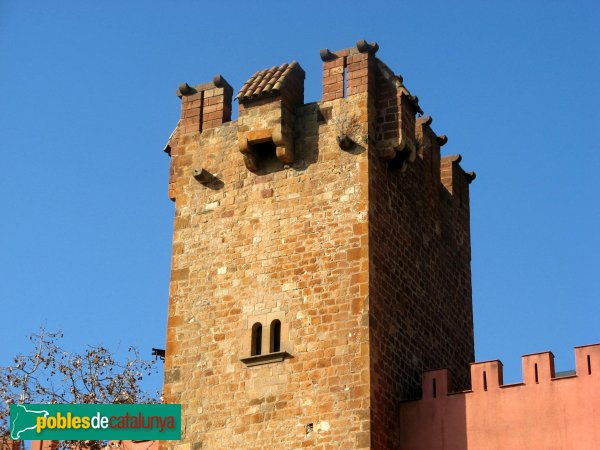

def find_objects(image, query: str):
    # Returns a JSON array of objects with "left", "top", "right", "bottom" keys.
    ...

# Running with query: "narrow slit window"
[
  {"left": 588, "top": 355, "right": 592, "bottom": 375},
  {"left": 432, "top": 378, "right": 437, "bottom": 398},
  {"left": 483, "top": 370, "right": 488, "bottom": 391},
  {"left": 251, "top": 323, "right": 262, "bottom": 356},
  {"left": 270, "top": 320, "right": 281, "bottom": 353},
  {"left": 342, "top": 58, "right": 348, "bottom": 98},
  {"left": 534, "top": 363, "right": 539, "bottom": 383}
]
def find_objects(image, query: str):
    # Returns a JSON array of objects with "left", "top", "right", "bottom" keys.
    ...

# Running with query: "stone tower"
[{"left": 162, "top": 40, "right": 475, "bottom": 450}]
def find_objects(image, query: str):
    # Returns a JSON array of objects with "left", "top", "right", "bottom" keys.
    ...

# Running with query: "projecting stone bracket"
[
  {"left": 356, "top": 39, "right": 379, "bottom": 55},
  {"left": 239, "top": 128, "right": 294, "bottom": 173},
  {"left": 191, "top": 168, "right": 224, "bottom": 190},
  {"left": 379, "top": 129, "right": 417, "bottom": 171},
  {"left": 465, "top": 171, "right": 477, "bottom": 184},
  {"left": 337, "top": 134, "right": 355, "bottom": 151},
  {"left": 193, "top": 168, "right": 213, "bottom": 184},
  {"left": 240, "top": 351, "right": 291, "bottom": 367}
]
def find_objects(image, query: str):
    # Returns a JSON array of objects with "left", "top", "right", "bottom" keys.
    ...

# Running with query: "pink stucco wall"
[
  {"left": 398, "top": 343, "right": 600, "bottom": 450},
  {"left": 0, "top": 437, "right": 21, "bottom": 450}
]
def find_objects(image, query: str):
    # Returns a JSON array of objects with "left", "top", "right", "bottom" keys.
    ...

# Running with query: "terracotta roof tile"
[{"left": 237, "top": 61, "right": 300, "bottom": 102}]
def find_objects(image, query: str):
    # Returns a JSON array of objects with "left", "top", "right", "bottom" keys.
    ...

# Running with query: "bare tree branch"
[{"left": 0, "top": 326, "right": 161, "bottom": 450}]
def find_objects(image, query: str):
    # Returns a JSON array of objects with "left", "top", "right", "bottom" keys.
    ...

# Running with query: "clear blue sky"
[{"left": 1, "top": 1, "right": 598, "bottom": 390}]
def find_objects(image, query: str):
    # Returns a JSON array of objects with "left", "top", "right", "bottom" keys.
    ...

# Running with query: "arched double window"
[
  {"left": 250, "top": 320, "right": 282, "bottom": 356},
  {"left": 242, "top": 317, "right": 289, "bottom": 366}
]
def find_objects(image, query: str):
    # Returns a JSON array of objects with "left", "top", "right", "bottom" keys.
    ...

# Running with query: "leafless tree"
[{"left": 0, "top": 327, "right": 160, "bottom": 450}]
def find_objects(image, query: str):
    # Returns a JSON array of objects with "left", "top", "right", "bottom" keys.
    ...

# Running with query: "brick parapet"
[
  {"left": 321, "top": 43, "right": 377, "bottom": 102},
  {"left": 322, "top": 49, "right": 347, "bottom": 102},
  {"left": 177, "top": 76, "right": 233, "bottom": 135},
  {"left": 440, "top": 154, "right": 474, "bottom": 207},
  {"left": 166, "top": 77, "right": 233, "bottom": 201}
]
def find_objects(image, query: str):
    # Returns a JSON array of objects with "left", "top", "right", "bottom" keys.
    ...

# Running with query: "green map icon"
[{"left": 10, "top": 404, "right": 49, "bottom": 440}]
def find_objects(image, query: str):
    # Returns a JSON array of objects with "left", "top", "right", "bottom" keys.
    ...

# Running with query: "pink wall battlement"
[{"left": 398, "top": 343, "right": 600, "bottom": 450}]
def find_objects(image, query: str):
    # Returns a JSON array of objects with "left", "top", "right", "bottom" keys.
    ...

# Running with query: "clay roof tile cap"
[{"left": 237, "top": 60, "right": 303, "bottom": 101}]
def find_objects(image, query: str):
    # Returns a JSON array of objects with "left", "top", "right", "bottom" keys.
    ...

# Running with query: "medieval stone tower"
[{"left": 162, "top": 40, "right": 475, "bottom": 449}]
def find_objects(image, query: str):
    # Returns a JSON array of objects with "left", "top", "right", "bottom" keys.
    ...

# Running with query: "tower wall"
[
  {"left": 368, "top": 69, "right": 474, "bottom": 448},
  {"left": 162, "top": 41, "right": 475, "bottom": 449},
  {"left": 164, "top": 91, "right": 372, "bottom": 448}
]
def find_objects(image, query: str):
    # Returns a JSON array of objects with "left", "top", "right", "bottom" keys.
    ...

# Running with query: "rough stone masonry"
[{"left": 161, "top": 40, "right": 475, "bottom": 450}]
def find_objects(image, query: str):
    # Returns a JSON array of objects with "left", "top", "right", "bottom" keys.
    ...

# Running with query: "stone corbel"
[
  {"left": 272, "top": 128, "right": 294, "bottom": 164},
  {"left": 239, "top": 134, "right": 259, "bottom": 173},
  {"left": 395, "top": 131, "right": 417, "bottom": 172},
  {"left": 399, "top": 131, "right": 417, "bottom": 163}
]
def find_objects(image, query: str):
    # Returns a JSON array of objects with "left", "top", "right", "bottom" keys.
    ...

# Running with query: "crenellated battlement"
[
  {"left": 399, "top": 344, "right": 600, "bottom": 449},
  {"left": 420, "top": 343, "right": 599, "bottom": 398},
  {"left": 163, "top": 40, "right": 474, "bottom": 206}
]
